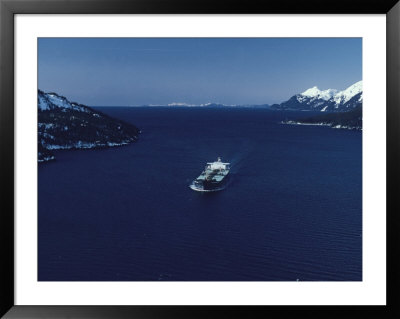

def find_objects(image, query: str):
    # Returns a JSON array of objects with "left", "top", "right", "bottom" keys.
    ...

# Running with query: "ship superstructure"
[{"left": 190, "top": 157, "right": 230, "bottom": 192}]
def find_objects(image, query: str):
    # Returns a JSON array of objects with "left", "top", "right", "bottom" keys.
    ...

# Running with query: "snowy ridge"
[
  {"left": 38, "top": 90, "right": 89, "bottom": 112},
  {"left": 271, "top": 80, "right": 363, "bottom": 112},
  {"left": 301, "top": 87, "right": 338, "bottom": 101},
  {"left": 332, "top": 81, "right": 363, "bottom": 104},
  {"left": 300, "top": 81, "right": 362, "bottom": 104}
]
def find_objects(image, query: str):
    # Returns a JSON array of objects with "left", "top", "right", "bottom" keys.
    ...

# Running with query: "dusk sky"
[{"left": 38, "top": 38, "right": 362, "bottom": 106}]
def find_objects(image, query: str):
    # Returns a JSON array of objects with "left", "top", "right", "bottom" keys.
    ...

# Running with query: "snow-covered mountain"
[
  {"left": 271, "top": 81, "right": 362, "bottom": 112},
  {"left": 38, "top": 90, "right": 140, "bottom": 162}
]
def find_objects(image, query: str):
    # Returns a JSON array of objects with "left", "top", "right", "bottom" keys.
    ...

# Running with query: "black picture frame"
[{"left": 1, "top": 0, "right": 399, "bottom": 318}]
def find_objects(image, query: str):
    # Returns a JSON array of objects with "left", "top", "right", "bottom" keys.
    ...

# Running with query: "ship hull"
[{"left": 190, "top": 174, "right": 229, "bottom": 192}]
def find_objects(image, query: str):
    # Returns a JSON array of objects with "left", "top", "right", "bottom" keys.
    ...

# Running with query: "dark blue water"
[{"left": 38, "top": 108, "right": 362, "bottom": 281}]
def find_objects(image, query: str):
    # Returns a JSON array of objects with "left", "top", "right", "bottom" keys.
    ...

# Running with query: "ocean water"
[{"left": 38, "top": 107, "right": 362, "bottom": 281}]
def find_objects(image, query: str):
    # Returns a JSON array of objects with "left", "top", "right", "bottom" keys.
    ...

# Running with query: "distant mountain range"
[
  {"left": 141, "top": 102, "right": 270, "bottom": 108},
  {"left": 270, "top": 81, "right": 362, "bottom": 113},
  {"left": 38, "top": 90, "right": 140, "bottom": 162}
]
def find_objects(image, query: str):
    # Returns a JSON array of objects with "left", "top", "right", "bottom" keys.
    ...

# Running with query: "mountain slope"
[
  {"left": 282, "top": 105, "right": 362, "bottom": 130},
  {"left": 38, "top": 90, "right": 140, "bottom": 162}
]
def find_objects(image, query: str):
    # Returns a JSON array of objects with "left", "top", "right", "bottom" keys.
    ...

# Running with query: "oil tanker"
[{"left": 189, "top": 157, "right": 230, "bottom": 192}]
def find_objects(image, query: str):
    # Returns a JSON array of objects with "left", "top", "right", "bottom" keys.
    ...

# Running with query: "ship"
[{"left": 189, "top": 157, "right": 230, "bottom": 192}]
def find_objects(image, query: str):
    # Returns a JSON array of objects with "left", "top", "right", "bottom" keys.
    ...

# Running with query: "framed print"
[{"left": 1, "top": 0, "right": 399, "bottom": 318}]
